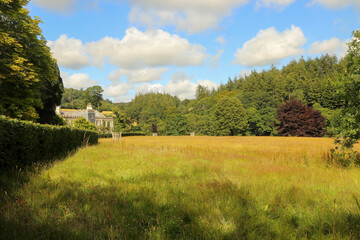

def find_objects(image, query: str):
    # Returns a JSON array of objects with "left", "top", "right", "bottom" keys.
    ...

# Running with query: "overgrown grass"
[{"left": 1, "top": 136, "right": 360, "bottom": 239}]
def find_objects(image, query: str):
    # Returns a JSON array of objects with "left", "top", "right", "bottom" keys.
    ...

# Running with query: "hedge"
[
  {"left": 99, "top": 132, "right": 146, "bottom": 138},
  {"left": 0, "top": 116, "right": 98, "bottom": 170}
]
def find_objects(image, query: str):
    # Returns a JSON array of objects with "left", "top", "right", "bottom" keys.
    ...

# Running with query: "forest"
[{"left": 60, "top": 50, "right": 356, "bottom": 137}]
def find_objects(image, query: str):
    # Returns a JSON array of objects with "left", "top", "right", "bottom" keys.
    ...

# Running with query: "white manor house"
[{"left": 56, "top": 104, "right": 114, "bottom": 132}]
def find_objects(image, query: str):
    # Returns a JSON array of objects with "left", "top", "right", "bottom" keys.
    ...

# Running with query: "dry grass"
[{"left": 1, "top": 136, "right": 360, "bottom": 239}]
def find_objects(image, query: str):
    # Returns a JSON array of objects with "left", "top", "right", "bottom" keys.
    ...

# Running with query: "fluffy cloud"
[
  {"left": 108, "top": 68, "right": 168, "bottom": 83},
  {"left": 255, "top": 0, "right": 295, "bottom": 9},
  {"left": 135, "top": 72, "right": 219, "bottom": 100},
  {"left": 103, "top": 82, "right": 133, "bottom": 102},
  {"left": 128, "top": 0, "right": 249, "bottom": 33},
  {"left": 87, "top": 27, "right": 208, "bottom": 69},
  {"left": 233, "top": 25, "right": 306, "bottom": 67},
  {"left": 197, "top": 79, "right": 219, "bottom": 90},
  {"left": 309, "top": 0, "right": 360, "bottom": 10},
  {"left": 309, "top": 38, "right": 349, "bottom": 57},
  {"left": 61, "top": 72, "right": 98, "bottom": 89},
  {"left": 135, "top": 83, "right": 164, "bottom": 94},
  {"left": 48, "top": 35, "right": 90, "bottom": 70},
  {"left": 49, "top": 28, "right": 208, "bottom": 70}
]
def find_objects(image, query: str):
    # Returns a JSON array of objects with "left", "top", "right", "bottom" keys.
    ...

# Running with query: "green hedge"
[
  {"left": 98, "top": 132, "right": 146, "bottom": 138},
  {"left": 0, "top": 116, "right": 98, "bottom": 170}
]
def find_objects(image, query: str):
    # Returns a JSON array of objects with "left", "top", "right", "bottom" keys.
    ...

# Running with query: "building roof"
[{"left": 58, "top": 108, "right": 113, "bottom": 120}]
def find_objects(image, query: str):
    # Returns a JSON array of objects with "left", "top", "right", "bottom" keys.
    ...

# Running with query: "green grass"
[{"left": 1, "top": 136, "right": 360, "bottom": 239}]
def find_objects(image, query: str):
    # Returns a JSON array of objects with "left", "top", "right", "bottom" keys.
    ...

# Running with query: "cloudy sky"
[{"left": 27, "top": 0, "right": 359, "bottom": 102}]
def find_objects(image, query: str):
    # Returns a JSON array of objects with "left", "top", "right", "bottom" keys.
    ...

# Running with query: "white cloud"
[
  {"left": 135, "top": 83, "right": 165, "bottom": 94},
  {"left": 49, "top": 27, "right": 208, "bottom": 71},
  {"left": 309, "top": 38, "right": 349, "bottom": 58},
  {"left": 233, "top": 25, "right": 306, "bottom": 67},
  {"left": 128, "top": 0, "right": 249, "bottom": 33},
  {"left": 197, "top": 79, "right": 219, "bottom": 90},
  {"left": 48, "top": 35, "right": 90, "bottom": 70},
  {"left": 103, "top": 82, "right": 133, "bottom": 102},
  {"left": 61, "top": 72, "right": 98, "bottom": 89},
  {"left": 135, "top": 72, "right": 219, "bottom": 100},
  {"left": 32, "top": 0, "right": 76, "bottom": 12},
  {"left": 87, "top": 27, "right": 208, "bottom": 69},
  {"left": 108, "top": 68, "right": 168, "bottom": 83},
  {"left": 309, "top": 0, "right": 360, "bottom": 10},
  {"left": 216, "top": 36, "right": 227, "bottom": 45},
  {"left": 256, "top": 0, "right": 295, "bottom": 9}
]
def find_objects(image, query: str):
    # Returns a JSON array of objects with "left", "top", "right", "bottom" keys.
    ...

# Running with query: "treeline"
[
  {"left": 59, "top": 54, "right": 348, "bottom": 136},
  {"left": 61, "top": 86, "right": 117, "bottom": 111},
  {"left": 107, "top": 54, "right": 345, "bottom": 136}
]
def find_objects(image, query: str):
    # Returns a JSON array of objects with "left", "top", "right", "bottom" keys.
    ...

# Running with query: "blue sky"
[{"left": 26, "top": 0, "right": 359, "bottom": 102}]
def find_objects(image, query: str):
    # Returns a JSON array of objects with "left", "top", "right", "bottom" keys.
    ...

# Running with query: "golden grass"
[{"left": 1, "top": 136, "right": 360, "bottom": 239}]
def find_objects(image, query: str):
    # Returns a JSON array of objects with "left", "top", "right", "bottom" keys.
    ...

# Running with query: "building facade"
[{"left": 56, "top": 104, "right": 114, "bottom": 132}]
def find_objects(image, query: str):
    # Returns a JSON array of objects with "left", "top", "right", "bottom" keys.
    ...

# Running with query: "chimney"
[
  {"left": 87, "top": 103, "right": 93, "bottom": 110},
  {"left": 55, "top": 106, "right": 61, "bottom": 115}
]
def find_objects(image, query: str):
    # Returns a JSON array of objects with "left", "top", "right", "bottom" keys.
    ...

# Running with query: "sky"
[{"left": 26, "top": 0, "right": 360, "bottom": 102}]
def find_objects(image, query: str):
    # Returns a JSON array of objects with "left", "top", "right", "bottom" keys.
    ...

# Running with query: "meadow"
[{"left": 1, "top": 136, "right": 360, "bottom": 239}]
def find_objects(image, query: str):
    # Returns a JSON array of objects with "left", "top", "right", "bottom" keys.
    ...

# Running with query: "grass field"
[{"left": 1, "top": 136, "right": 360, "bottom": 239}]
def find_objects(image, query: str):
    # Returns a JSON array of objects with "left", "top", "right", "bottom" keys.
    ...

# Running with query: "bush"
[{"left": 0, "top": 116, "right": 98, "bottom": 170}]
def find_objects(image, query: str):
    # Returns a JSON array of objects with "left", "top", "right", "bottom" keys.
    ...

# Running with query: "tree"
[
  {"left": 164, "top": 113, "right": 189, "bottom": 135},
  {"left": 0, "top": 0, "right": 63, "bottom": 122},
  {"left": 213, "top": 96, "right": 248, "bottom": 136},
  {"left": 195, "top": 85, "right": 210, "bottom": 99},
  {"left": 83, "top": 86, "right": 103, "bottom": 110},
  {"left": 276, "top": 99, "right": 326, "bottom": 137},
  {"left": 73, "top": 117, "right": 97, "bottom": 131},
  {"left": 246, "top": 107, "right": 276, "bottom": 136},
  {"left": 113, "top": 109, "right": 131, "bottom": 132}
]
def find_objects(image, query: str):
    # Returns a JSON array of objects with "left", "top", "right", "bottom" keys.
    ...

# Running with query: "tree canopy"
[
  {"left": 0, "top": 0, "right": 63, "bottom": 123},
  {"left": 276, "top": 99, "right": 326, "bottom": 137}
]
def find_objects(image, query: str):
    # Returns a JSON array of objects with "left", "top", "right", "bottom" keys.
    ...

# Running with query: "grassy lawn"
[{"left": 1, "top": 136, "right": 360, "bottom": 239}]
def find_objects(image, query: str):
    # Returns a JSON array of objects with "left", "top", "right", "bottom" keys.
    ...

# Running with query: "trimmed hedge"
[
  {"left": 0, "top": 116, "right": 98, "bottom": 170},
  {"left": 99, "top": 132, "right": 146, "bottom": 138}
]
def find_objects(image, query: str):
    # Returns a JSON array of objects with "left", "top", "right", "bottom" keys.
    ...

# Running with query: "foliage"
[
  {"left": 276, "top": 99, "right": 326, "bottom": 137},
  {"left": 246, "top": 107, "right": 277, "bottom": 136},
  {"left": 83, "top": 86, "right": 104, "bottom": 110},
  {"left": 164, "top": 113, "right": 189, "bottom": 135},
  {"left": 73, "top": 117, "right": 97, "bottom": 131},
  {"left": 330, "top": 29, "right": 360, "bottom": 166},
  {"left": 313, "top": 103, "right": 342, "bottom": 136},
  {"left": 0, "top": 0, "right": 63, "bottom": 123},
  {"left": 0, "top": 115, "right": 98, "bottom": 170},
  {"left": 113, "top": 109, "right": 131, "bottom": 132},
  {"left": 61, "top": 87, "right": 113, "bottom": 111},
  {"left": 213, "top": 96, "right": 248, "bottom": 136},
  {"left": 150, "top": 123, "right": 158, "bottom": 133}
]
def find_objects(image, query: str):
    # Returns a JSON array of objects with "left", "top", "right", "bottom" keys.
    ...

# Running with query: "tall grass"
[{"left": 1, "top": 136, "right": 360, "bottom": 239}]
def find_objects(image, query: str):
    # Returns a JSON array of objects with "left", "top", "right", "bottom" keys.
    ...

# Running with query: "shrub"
[
  {"left": 73, "top": 117, "right": 97, "bottom": 131},
  {"left": 0, "top": 116, "right": 98, "bottom": 170},
  {"left": 276, "top": 99, "right": 326, "bottom": 137}
]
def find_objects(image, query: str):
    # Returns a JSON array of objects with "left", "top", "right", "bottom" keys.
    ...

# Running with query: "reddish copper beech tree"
[{"left": 276, "top": 99, "right": 326, "bottom": 137}]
